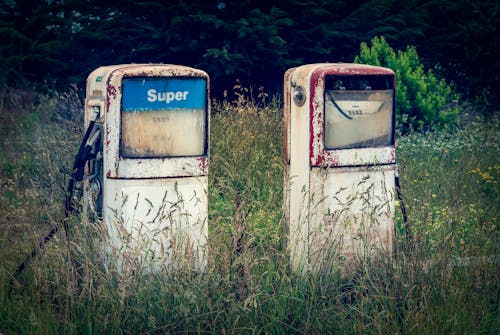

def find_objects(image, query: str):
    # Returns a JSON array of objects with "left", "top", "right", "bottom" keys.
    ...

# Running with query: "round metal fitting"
[{"left": 292, "top": 86, "right": 306, "bottom": 106}]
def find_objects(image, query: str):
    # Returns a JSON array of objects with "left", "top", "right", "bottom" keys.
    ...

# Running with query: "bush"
[{"left": 355, "top": 36, "right": 461, "bottom": 133}]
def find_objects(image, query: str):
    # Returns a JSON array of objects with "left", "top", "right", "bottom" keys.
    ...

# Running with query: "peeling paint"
[
  {"left": 196, "top": 156, "right": 208, "bottom": 174},
  {"left": 84, "top": 64, "right": 210, "bottom": 273},
  {"left": 308, "top": 64, "right": 395, "bottom": 167},
  {"left": 96, "top": 65, "right": 210, "bottom": 179},
  {"left": 310, "top": 71, "right": 326, "bottom": 166},
  {"left": 107, "top": 82, "right": 117, "bottom": 100},
  {"left": 284, "top": 63, "right": 397, "bottom": 275}
]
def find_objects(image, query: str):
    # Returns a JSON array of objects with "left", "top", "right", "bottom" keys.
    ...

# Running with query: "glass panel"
[
  {"left": 121, "top": 77, "right": 206, "bottom": 158},
  {"left": 325, "top": 89, "right": 393, "bottom": 149}
]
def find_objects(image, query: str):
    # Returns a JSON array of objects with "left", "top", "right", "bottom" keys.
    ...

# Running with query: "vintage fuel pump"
[
  {"left": 284, "top": 63, "right": 396, "bottom": 274},
  {"left": 83, "top": 64, "right": 209, "bottom": 273}
]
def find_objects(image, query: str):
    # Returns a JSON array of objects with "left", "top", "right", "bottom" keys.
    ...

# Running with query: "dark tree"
[{"left": 0, "top": 0, "right": 497, "bottom": 104}]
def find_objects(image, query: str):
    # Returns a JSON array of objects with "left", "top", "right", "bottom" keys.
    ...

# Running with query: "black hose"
[
  {"left": 9, "top": 120, "right": 96, "bottom": 287},
  {"left": 65, "top": 120, "right": 96, "bottom": 217},
  {"left": 395, "top": 168, "right": 410, "bottom": 242}
]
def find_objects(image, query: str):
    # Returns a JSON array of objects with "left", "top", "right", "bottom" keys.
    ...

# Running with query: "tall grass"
[{"left": 0, "top": 86, "right": 498, "bottom": 334}]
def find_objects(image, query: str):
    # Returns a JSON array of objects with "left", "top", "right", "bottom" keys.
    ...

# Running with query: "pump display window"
[
  {"left": 324, "top": 75, "right": 394, "bottom": 150},
  {"left": 120, "top": 77, "right": 207, "bottom": 158}
]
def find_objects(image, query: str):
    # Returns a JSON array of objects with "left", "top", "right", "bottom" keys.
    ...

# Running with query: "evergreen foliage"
[
  {"left": 0, "top": 0, "right": 497, "bottom": 106},
  {"left": 355, "top": 36, "right": 460, "bottom": 132}
]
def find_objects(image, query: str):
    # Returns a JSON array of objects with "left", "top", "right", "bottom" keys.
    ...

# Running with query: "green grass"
[
  {"left": 0, "top": 87, "right": 498, "bottom": 334},
  {"left": 397, "top": 117, "right": 499, "bottom": 258}
]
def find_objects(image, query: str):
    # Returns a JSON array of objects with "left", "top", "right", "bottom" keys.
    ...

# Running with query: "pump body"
[
  {"left": 284, "top": 63, "right": 396, "bottom": 274},
  {"left": 84, "top": 64, "right": 209, "bottom": 272}
]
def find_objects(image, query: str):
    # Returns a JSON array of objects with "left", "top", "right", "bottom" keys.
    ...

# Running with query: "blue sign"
[{"left": 122, "top": 77, "right": 206, "bottom": 111}]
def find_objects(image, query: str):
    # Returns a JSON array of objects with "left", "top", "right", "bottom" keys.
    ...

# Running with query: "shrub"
[{"left": 355, "top": 36, "right": 461, "bottom": 132}]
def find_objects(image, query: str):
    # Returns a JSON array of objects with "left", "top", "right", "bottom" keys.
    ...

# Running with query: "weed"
[{"left": 0, "top": 87, "right": 498, "bottom": 334}]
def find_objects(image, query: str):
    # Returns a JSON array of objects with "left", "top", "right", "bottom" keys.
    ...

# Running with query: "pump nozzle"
[{"left": 90, "top": 105, "right": 101, "bottom": 122}]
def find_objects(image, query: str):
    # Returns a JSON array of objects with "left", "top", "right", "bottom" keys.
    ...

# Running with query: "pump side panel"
[
  {"left": 309, "top": 165, "right": 395, "bottom": 273},
  {"left": 103, "top": 176, "right": 208, "bottom": 272},
  {"left": 283, "top": 67, "right": 294, "bottom": 264},
  {"left": 286, "top": 65, "right": 321, "bottom": 274}
]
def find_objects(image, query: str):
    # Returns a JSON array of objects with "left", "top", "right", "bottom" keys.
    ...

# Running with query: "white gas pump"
[
  {"left": 284, "top": 63, "right": 396, "bottom": 274},
  {"left": 83, "top": 64, "right": 209, "bottom": 273}
]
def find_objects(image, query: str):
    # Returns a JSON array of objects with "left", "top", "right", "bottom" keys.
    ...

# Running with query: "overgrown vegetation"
[{"left": 0, "top": 86, "right": 498, "bottom": 334}]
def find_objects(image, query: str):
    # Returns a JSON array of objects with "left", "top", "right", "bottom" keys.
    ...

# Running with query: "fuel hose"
[
  {"left": 9, "top": 120, "right": 96, "bottom": 287},
  {"left": 395, "top": 166, "right": 410, "bottom": 242}
]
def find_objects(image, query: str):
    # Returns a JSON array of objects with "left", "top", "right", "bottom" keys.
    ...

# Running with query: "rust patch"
[
  {"left": 308, "top": 64, "right": 395, "bottom": 167},
  {"left": 95, "top": 64, "right": 210, "bottom": 179},
  {"left": 325, "top": 63, "right": 394, "bottom": 76},
  {"left": 107, "top": 82, "right": 117, "bottom": 99},
  {"left": 196, "top": 156, "right": 208, "bottom": 174},
  {"left": 310, "top": 69, "right": 340, "bottom": 167},
  {"left": 106, "top": 73, "right": 118, "bottom": 114},
  {"left": 105, "top": 126, "right": 111, "bottom": 147},
  {"left": 323, "top": 153, "right": 341, "bottom": 167},
  {"left": 112, "top": 64, "right": 207, "bottom": 79}
]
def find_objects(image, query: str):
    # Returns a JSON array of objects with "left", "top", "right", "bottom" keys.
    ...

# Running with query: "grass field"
[{"left": 0, "top": 87, "right": 498, "bottom": 334}]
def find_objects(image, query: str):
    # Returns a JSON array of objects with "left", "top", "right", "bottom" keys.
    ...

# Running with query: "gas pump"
[
  {"left": 83, "top": 64, "right": 209, "bottom": 273},
  {"left": 284, "top": 63, "right": 396, "bottom": 274}
]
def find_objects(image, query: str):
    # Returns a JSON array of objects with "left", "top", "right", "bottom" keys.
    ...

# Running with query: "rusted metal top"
[
  {"left": 307, "top": 64, "right": 396, "bottom": 167},
  {"left": 86, "top": 64, "right": 210, "bottom": 179},
  {"left": 304, "top": 63, "right": 395, "bottom": 76}
]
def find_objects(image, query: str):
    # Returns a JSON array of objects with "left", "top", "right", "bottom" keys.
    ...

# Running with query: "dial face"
[{"left": 324, "top": 75, "right": 394, "bottom": 150}]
